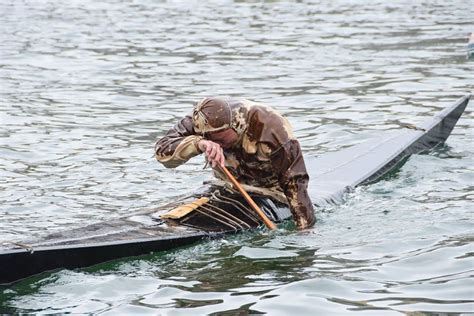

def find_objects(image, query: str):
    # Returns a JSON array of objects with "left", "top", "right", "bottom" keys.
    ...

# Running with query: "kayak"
[{"left": 0, "top": 95, "right": 470, "bottom": 284}]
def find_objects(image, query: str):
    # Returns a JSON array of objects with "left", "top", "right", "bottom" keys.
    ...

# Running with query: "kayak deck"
[
  {"left": 308, "top": 94, "right": 469, "bottom": 206},
  {"left": 0, "top": 94, "right": 470, "bottom": 284}
]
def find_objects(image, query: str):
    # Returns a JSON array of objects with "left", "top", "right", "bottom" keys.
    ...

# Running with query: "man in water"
[{"left": 155, "top": 97, "right": 315, "bottom": 229}]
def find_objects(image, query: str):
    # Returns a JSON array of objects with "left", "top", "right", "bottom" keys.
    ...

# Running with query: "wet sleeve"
[
  {"left": 154, "top": 115, "right": 203, "bottom": 168},
  {"left": 271, "top": 139, "right": 316, "bottom": 229}
]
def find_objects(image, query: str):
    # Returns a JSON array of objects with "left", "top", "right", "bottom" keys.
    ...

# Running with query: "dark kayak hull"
[
  {"left": 0, "top": 95, "right": 470, "bottom": 284},
  {"left": 1, "top": 233, "right": 208, "bottom": 284}
]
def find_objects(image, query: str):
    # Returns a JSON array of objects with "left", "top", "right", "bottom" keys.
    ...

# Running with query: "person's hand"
[{"left": 198, "top": 139, "right": 225, "bottom": 168}]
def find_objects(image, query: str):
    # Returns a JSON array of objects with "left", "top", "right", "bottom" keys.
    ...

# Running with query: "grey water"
[{"left": 1, "top": 0, "right": 473, "bottom": 314}]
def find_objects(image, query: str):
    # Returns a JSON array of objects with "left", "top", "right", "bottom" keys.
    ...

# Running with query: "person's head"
[{"left": 192, "top": 97, "right": 239, "bottom": 148}]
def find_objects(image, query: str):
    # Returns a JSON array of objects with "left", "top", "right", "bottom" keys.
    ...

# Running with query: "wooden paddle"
[{"left": 218, "top": 165, "right": 277, "bottom": 230}]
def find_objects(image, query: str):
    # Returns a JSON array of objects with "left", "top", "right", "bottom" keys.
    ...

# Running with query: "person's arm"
[
  {"left": 155, "top": 115, "right": 225, "bottom": 168},
  {"left": 155, "top": 115, "right": 203, "bottom": 168},
  {"left": 270, "top": 139, "right": 316, "bottom": 229}
]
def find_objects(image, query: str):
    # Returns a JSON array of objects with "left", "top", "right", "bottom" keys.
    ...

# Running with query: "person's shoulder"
[
  {"left": 243, "top": 102, "right": 295, "bottom": 149},
  {"left": 230, "top": 99, "right": 281, "bottom": 115},
  {"left": 246, "top": 103, "right": 288, "bottom": 129},
  {"left": 245, "top": 102, "right": 284, "bottom": 119}
]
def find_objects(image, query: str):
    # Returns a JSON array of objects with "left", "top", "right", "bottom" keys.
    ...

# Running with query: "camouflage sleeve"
[
  {"left": 154, "top": 115, "right": 203, "bottom": 168},
  {"left": 271, "top": 139, "right": 316, "bottom": 229}
]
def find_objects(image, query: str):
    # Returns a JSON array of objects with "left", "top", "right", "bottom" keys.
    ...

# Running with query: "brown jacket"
[{"left": 155, "top": 99, "right": 315, "bottom": 229}]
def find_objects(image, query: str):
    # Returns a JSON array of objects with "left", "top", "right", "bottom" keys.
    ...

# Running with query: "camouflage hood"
[{"left": 192, "top": 97, "right": 250, "bottom": 136}]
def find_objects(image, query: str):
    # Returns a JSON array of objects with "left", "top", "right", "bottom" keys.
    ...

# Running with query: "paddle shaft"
[{"left": 219, "top": 165, "right": 277, "bottom": 230}]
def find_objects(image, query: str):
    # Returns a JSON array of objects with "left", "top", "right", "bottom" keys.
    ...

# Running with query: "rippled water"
[{"left": 1, "top": 0, "right": 473, "bottom": 314}]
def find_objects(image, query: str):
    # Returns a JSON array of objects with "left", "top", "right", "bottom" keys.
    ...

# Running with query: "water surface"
[{"left": 1, "top": 0, "right": 473, "bottom": 314}]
